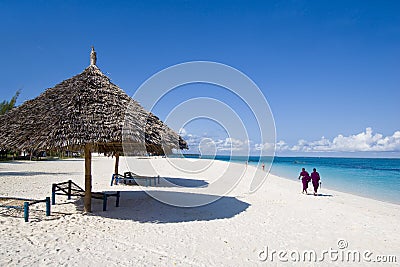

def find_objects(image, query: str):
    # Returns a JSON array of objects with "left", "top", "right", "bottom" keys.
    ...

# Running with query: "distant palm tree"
[{"left": 0, "top": 90, "right": 21, "bottom": 115}]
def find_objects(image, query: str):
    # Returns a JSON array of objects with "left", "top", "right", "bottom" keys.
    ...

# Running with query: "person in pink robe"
[
  {"left": 311, "top": 168, "right": 321, "bottom": 196},
  {"left": 298, "top": 168, "right": 310, "bottom": 194}
]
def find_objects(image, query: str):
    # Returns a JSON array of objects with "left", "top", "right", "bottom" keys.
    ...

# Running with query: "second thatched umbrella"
[{"left": 0, "top": 47, "right": 187, "bottom": 212}]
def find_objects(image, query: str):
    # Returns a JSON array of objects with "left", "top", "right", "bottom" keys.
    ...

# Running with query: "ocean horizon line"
[{"left": 178, "top": 154, "right": 400, "bottom": 160}]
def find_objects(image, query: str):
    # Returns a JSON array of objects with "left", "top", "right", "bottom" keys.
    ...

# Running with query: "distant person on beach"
[
  {"left": 311, "top": 168, "right": 321, "bottom": 196},
  {"left": 298, "top": 168, "right": 310, "bottom": 194},
  {"left": 262, "top": 162, "right": 265, "bottom": 171}
]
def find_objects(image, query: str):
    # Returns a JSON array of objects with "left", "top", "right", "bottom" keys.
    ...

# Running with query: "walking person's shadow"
[{"left": 306, "top": 193, "right": 333, "bottom": 197}]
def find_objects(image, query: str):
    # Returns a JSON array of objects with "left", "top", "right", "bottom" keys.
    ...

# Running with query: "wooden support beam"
[
  {"left": 84, "top": 144, "right": 92, "bottom": 212},
  {"left": 114, "top": 152, "right": 120, "bottom": 175}
]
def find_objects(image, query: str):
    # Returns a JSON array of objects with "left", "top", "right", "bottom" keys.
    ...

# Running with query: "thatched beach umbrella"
[{"left": 0, "top": 47, "right": 187, "bottom": 212}]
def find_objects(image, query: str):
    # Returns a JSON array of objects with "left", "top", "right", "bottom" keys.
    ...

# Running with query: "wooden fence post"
[
  {"left": 46, "top": 197, "right": 51, "bottom": 216},
  {"left": 52, "top": 184, "right": 56, "bottom": 205},
  {"left": 23, "top": 202, "right": 29, "bottom": 222},
  {"left": 68, "top": 180, "right": 72, "bottom": 200}
]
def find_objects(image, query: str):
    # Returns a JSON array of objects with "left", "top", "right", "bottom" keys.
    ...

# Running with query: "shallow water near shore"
[{"left": 179, "top": 155, "right": 400, "bottom": 204}]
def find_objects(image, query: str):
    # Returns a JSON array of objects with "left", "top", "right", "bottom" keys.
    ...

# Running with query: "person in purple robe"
[
  {"left": 311, "top": 168, "right": 321, "bottom": 196},
  {"left": 298, "top": 168, "right": 310, "bottom": 194}
]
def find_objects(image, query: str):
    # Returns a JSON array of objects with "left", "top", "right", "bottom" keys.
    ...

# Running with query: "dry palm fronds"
[{"left": 0, "top": 63, "right": 187, "bottom": 154}]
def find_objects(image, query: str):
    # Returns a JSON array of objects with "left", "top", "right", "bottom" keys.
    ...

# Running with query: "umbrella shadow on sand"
[
  {"left": 0, "top": 171, "right": 78, "bottom": 177},
  {"left": 84, "top": 191, "right": 250, "bottom": 223},
  {"left": 161, "top": 177, "right": 209, "bottom": 188},
  {"left": 118, "top": 177, "right": 209, "bottom": 188},
  {"left": 0, "top": 161, "right": 27, "bottom": 165}
]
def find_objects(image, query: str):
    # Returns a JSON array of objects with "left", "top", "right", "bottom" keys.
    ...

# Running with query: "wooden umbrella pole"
[
  {"left": 84, "top": 144, "right": 92, "bottom": 212},
  {"left": 114, "top": 152, "right": 120, "bottom": 175}
]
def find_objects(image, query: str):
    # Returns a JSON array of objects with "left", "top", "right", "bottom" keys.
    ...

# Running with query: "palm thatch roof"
[
  {"left": 0, "top": 55, "right": 187, "bottom": 154},
  {"left": 0, "top": 47, "right": 187, "bottom": 212}
]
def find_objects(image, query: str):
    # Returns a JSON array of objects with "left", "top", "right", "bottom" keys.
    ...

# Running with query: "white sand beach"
[{"left": 0, "top": 157, "right": 399, "bottom": 266}]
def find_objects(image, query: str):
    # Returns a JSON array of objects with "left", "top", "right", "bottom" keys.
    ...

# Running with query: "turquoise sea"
[{"left": 178, "top": 155, "right": 400, "bottom": 205}]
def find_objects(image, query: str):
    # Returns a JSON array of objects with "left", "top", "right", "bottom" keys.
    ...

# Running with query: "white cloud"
[
  {"left": 254, "top": 142, "right": 276, "bottom": 151},
  {"left": 276, "top": 140, "right": 289, "bottom": 151},
  {"left": 281, "top": 128, "right": 400, "bottom": 153},
  {"left": 179, "top": 127, "right": 187, "bottom": 137},
  {"left": 181, "top": 127, "right": 400, "bottom": 155},
  {"left": 180, "top": 129, "right": 251, "bottom": 154},
  {"left": 217, "top": 138, "right": 250, "bottom": 152}
]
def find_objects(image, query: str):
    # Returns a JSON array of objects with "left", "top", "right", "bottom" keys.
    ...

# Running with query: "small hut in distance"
[{"left": 0, "top": 47, "right": 187, "bottom": 212}]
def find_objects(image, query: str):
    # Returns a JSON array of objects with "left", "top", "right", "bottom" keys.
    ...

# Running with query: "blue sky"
[{"left": 1, "top": 0, "right": 399, "bottom": 157}]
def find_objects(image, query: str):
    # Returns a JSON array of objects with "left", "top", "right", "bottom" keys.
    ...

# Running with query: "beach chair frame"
[
  {"left": 110, "top": 172, "right": 160, "bottom": 187},
  {"left": 52, "top": 180, "right": 120, "bottom": 211},
  {"left": 0, "top": 196, "right": 51, "bottom": 222}
]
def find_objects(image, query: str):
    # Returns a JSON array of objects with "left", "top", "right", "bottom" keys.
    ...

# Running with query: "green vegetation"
[
  {"left": 0, "top": 90, "right": 21, "bottom": 115},
  {"left": 1, "top": 90, "right": 20, "bottom": 160}
]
